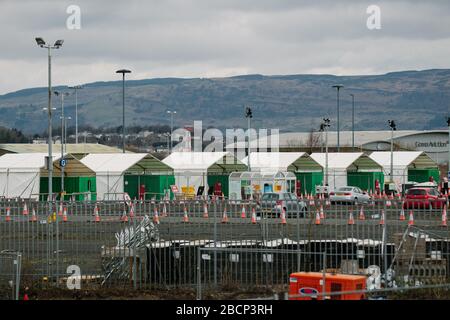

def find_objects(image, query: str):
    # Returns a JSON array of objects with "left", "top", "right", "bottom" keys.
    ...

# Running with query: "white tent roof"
[
  {"left": 369, "top": 151, "right": 437, "bottom": 168},
  {"left": 81, "top": 153, "right": 172, "bottom": 174},
  {"left": 310, "top": 152, "right": 382, "bottom": 170},
  {"left": 242, "top": 152, "right": 322, "bottom": 172},
  {"left": 0, "top": 153, "right": 62, "bottom": 171},
  {"left": 162, "top": 152, "right": 246, "bottom": 173}
]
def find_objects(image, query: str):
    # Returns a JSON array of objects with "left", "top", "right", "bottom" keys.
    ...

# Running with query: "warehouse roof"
[
  {"left": 369, "top": 151, "right": 437, "bottom": 168},
  {"left": 0, "top": 143, "right": 125, "bottom": 156},
  {"left": 242, "top": 152, "right": 322, "bottom": 172},
  {"left": 81, "top": 153, "right": 172, "bottom": 174},
  {"left": 162, "top": 152, "right": 247, "bottom": 173},
  {"left": 310, "top": 152, "right": 382, "bottom": 170}
]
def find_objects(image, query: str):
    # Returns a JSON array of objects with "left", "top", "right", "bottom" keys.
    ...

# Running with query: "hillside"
[{"left": 0, "top": 69, "right": 449, "bottom": 134}]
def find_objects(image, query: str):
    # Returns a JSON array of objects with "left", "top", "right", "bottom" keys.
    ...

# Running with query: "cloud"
[{"left": 0, "top": 0, "right": 449, "bottom": 94}]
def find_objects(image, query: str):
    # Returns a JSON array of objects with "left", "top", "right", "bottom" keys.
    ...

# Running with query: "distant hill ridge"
[{"left": 0, "top": 69, "right": 448, "bottom": 134}]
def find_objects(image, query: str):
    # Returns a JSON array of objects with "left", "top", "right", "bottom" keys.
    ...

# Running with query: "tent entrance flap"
[
  {"left": 408, "top": 168, "right": 440, "bottom": 183},
  {"left": 124, "top": 174, "right": 175, "bottom": 200},
  {"left": 295, "top": 172, "right": 323, "bottom": 195},
  {"left": 347, "top": 172, "right": 384, "bottom": 191}
]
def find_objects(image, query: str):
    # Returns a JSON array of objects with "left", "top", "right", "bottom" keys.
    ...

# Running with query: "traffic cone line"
[
  {"left": 183, "top": 206, "right": 189, "bottom": 223},
  {"left": 30, "top": 207, "right": 37, "bottom": 222},
  {"left": 221, "top": 207, "right": 229, "bottom": 223},
  {"left": 348, "top": 211, "right": 355, "bottom": 225},
  {"left": 241, "top": 205, "right": 246, "bottom": 219},
  {"left": 22, "top": 202, "right": 29, "bottom": 216},
  {"left": 442, "top": 205, "right": 447, "bottom": 227},
  {"left": 280, "top": 207, "right": 287, "bottom": 225},
  {"left": 408, "top": 210, "right": 414, "bottom": 226},
  {"left": 359, "top": 206, "right": 365, "bottom": 220},
  {"left": 315, "top": 210, "right": 321, "bottom": 225},
  {"left": 203, "top": 203, "right": 209, "bottom": 219},
  {"left": 379, "top": 210, "right": 385, "bottom": 225},
  {"left": 251, "top": 208, "right": 257, "bottom": 224}
]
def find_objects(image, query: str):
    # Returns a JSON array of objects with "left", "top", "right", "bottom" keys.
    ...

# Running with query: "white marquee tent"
[
  {"left": 0, "top": 153, "right": 50, "bottom": 199},
  {"left": 162, "top": 152, "right": 247, "bottom": 194},
  {"left": 242, "top": 152, "right": 322, "bottom": 173},
  {"left": 81, "top": 153, "right": 172, "bottom": 200},
  {"left": 310, "top": 152, "right": 382, "bottom": 190},
  {"left": 369, "top": 151, "right": 438, "bottom": 185}
]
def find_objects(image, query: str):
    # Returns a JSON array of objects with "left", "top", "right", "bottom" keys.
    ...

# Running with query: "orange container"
[{"left": 289, "top": 272, "right": 367, "bottom": 300}]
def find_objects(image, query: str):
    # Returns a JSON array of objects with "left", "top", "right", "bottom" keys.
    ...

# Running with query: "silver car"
[{"left": 330, "top": 186, "right": 370, "bottom": 204}]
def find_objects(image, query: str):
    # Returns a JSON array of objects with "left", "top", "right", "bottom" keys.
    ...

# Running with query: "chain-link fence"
[{"left": 0, "top": 197, "right": 449, "bottom": 297}]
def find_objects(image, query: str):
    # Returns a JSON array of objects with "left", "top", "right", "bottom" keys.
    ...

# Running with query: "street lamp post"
[
  {"left": 116, "top": 69, "right": 132, "bottom": 153},
  {"left": 332, "top": 85, "right": 344, "bottom": 152},
  {"left": 68, "top": 85, "right": 83, "bottom": 144},
  {"left": 388, "top": 120, "right": 397, "bottom": 184},
  {"left": 245, "top": 107, "right": 253, "bottom": 172},
  {"left": 167, "top": 110, "right": 177, "bottom": 153},
  {"left": 54, "top": 91, "right": 70, "bottom": 193},
  {"left": 320, "top": 118, "right": 331, "bottom": 187},
  {"left": 35, "top": 37, "right": 64, "bottom": 203},
  {"left": 349, "top": 93, "right": 355, "bottom": 149}
]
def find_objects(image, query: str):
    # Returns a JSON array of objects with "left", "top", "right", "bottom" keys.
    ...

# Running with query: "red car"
[{"left": 403, "top": 187, "right": 446, "bottom": 209}]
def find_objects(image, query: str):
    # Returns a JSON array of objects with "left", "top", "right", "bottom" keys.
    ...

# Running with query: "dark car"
[
  {"left": 256, "top": 192, "right": 307, "bottom": 218},
  {"left": 403, "top": 187, "right": 446, "bottom": 209}
]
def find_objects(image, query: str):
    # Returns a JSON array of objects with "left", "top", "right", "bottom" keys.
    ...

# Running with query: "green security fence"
[
  {"left": 39, "top": 176, "right": 97, "bottom": 201},
  {"left": 408, "top": 168, "right": 440, "bottom": 184},
  {"left": 347, "top": 172, "right": 384, "bottom": 192},
  {"left": 295, "top": 172, "right": 323, "bottom": 195},
  {"left": 124, "top": 174, "right": 175, "bottom": 200}
]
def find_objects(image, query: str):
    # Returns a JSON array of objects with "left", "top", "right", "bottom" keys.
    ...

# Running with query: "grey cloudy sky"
[{"left": 1, "top": 0, "right": 450, "bottom": 94}]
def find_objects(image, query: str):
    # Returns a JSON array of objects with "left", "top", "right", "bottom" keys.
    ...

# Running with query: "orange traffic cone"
[
  {"left": 358, "top": 206, "right": 365, "bottom": 220},
  {"left": 315, "top": 210, "right": 321, "bottom": 225},
  {"left": 319, "top": 205, "right": 325, "bottom": 219},
  {"left": 203, "top": 203, "right": 209, "bottom": 219},
  {"left": 379, "top": 210, "right": 385, "bottom": 225},
  {"left": 280, "top": 207, "right": 287, "bottom": 225},
  {"left": 251, "top": 208, "right": 257, "bottom": 224},
  {"left": 408, "top": 210, "right": 414, "bottom": 226},
  {"left": 348, "top": 211, "right": 355, "bottom": 225},
  {"left": 399, "top": 208, "right": 406, "bottom": 221},
  {"left": 58, "top": 203, "right": 63, "bottom": 216},
  {"left": 241, "top": 205, "right": 246, "bottom": 219},
  {"left": 22, "top": 202, "right": 29, "bottom": 216},
  {"left": 5, "top": 207, "right": 11, "bottom": 222},
  {"left": 182, "top": 206, "right": 189, "bottom": 223},
  {"left": 129, "top": 204, "right": 135, "bottom": 218},
  {"left": 94, "top": 205, "right": 100, "bottom": 222},
  {"left": 30, "top": 207, "right": 37, "bottom": 222},
  {"left": 120, "top": 210, "right": 128, "bottom": 222},
  {"left": 153, "top": 207, "right": 160, "bottom": 224},
  {"left": 62, "top": 208, "right": 68, "bottom": 222},
  {"left": 222, "top": 207, "right": 229, "bottom": 223},
  {"left": 442, "top": 205, "right": 447, "bottom": 227}
]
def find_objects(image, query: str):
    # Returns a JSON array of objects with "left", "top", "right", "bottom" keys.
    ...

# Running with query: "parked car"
[
  {"left": 329, "top": 186, "right": 370, "bottom": 204},
  {"left": 402, "top": 187, "right": 446, "bottom": 209},
  {"left": 256, "top": 192, "right": 307, "bottom": 218}
]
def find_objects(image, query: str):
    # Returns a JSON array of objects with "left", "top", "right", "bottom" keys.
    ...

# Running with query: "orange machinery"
[{"left": 289, "top": 272, "right": 367, "bottom": 300}]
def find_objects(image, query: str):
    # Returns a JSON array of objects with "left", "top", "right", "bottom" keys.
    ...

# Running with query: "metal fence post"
[{"left": 197, "top": 247, "right": 202, "bottom": 300}]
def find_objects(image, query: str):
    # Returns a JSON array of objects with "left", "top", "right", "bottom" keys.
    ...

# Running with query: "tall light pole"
[
  {"left": 320, "top": 118, "right": 331, "bottom": 187},
  {"left": 116, "top": 69, "right": 132, "bottom": 153},
  {"left": 245, "top": 106, "right": 253, "bottom": 171},
  {"left": 332, "top": 85, "right": 344, "bottom": 152},
  {"left": 68, "top": 85, "right": 83, "bottom": 144},
  {"left": 388, "top": 120, "right": 397, "bottom": 185},
  {"left": 54, "top": 91, "right": 70, "bottom": 193},
  {"left": 167, "top": 110, "right": 177, "bottom": 153},
  {"left": 447, "top": 117, "right": 450, "bottom": 181},
  {"left": 349, "top": 93, "right": 355, "bottom": 149},
  {"left": 35, "top": 37, "right": 64, "bottom": 204}
]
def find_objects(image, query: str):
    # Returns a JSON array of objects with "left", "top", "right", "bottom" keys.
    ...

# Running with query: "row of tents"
[{"left": 0, "top": 151, "right": 440, "bottom": 200}]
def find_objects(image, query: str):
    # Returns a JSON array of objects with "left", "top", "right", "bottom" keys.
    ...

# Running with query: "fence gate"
[{"left": 0, "top": 251, "right": 22, "bottom": 300}]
